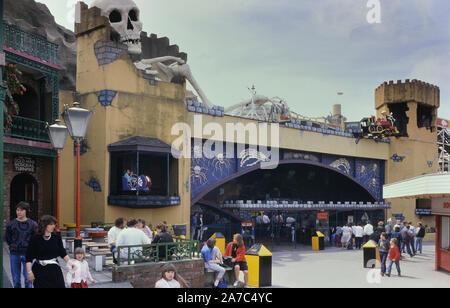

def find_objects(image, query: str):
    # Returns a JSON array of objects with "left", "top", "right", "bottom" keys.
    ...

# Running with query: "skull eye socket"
[
  {"left": 129, "top": 9, "right": 138, "bottom": 22},
  {"left": 109, "top": 10, "right": 122, "bottom": 23}
]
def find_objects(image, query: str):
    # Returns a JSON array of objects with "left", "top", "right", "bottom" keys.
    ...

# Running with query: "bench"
[
  {"left": 90, "top": 249, "right": 112, "bottom": 272},
  {"left": 204, "top": 266, "right": 235, "bottom": 287},
  {"left": 84, "top": 242, "right": 110, "bottom": 252}
]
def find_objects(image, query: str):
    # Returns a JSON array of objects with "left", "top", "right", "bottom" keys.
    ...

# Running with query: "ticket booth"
[{"left": 384, "top": 173, "right": 450, "bottom": 272}]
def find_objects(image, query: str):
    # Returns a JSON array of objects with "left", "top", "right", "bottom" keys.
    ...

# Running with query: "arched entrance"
[
  {"left": 10, "top": 173, "right": 38, "bottom": 221},
  {"left": 191, "top": 160, "right": 382, "bottom": 244}
]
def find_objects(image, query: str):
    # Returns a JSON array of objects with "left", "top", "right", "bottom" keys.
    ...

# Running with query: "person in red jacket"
[
  {"left": 386, "top": 238, "right": 401, "bottom": 277},
  {"left": 225, "top": 234, "right": 249, "bottom": 287}
]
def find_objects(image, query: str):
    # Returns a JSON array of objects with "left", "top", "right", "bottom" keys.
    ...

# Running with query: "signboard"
[
  {"left": 437, "top": 118, "right": 450, "bottom": 129},
  {"left": 415, "top": 209, "right": 432, "bottom": 216},
  {"left": 241, "top": 221, "right": 255, "bottom": 228},
  {"left": 317, "top": 212, "right": 328, "bottom": 220},
  {"left": 432, "top": 198, "right": 450, "bottom": 216},
  {"left": 0, "top": 52, "right": 5, "bottom": 66},
  {"left": 13, "top": 156, "right": 36, "bottom": 173}
]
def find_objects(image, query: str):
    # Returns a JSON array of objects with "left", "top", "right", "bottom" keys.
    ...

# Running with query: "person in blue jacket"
[{"left": 378, "top": 232, "right": 390, "bottom": 276}]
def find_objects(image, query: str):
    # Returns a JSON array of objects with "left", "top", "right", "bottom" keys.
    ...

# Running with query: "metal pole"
[
  {"left": 74, "top": 141, "right": 82, "bottom": 248},
  {"left": 0, "top": 0, "right": 5, "bottom": 289},
  {"left": 56, "top": 153, "right": 60, "bottom": 232}
]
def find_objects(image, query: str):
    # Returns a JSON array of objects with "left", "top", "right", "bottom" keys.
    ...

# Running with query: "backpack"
[
  {"left": 217, "top": 278, "right": 227, "bottom": 288},
  {"left": 417, "top": 227, "right": 426, "bottom": 238}
]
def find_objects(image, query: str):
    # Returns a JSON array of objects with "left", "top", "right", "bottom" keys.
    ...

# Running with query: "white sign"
[
  {"left": 432, "top": 198, "right": 450, "bottom": 216},
  {"left": 14, "top": 156, "right": 36, "bottom": 173}
]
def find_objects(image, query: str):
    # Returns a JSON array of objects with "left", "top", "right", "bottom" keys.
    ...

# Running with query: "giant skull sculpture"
[
  {"left": 90, "top": 0, "right": 214, "bottom": 109},
  {"left": 91, "top": 0, "right": 143, "bottom": 54}
]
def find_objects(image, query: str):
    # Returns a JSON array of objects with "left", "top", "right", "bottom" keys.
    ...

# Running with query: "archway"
[
  {"left": 192, "top": 159, "right": 378, "bottom": 204},
  {"left": 10, "top": 173, "right": 38, "bottom": 221},
  {"left": 191, "top": 160, "right": 380, "bottom": 243}
]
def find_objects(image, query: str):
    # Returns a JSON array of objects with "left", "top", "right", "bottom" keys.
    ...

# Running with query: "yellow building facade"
[{"left": 55, "top": 3, "right": 440, "bottom": 242}]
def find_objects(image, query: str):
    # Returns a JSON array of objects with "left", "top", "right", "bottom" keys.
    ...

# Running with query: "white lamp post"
[
  {"left": 46, "top": 119, "right": 69, "bottom": 232},
  {"left": 62, "top": 102, "right": 92, "bottom": 248}
]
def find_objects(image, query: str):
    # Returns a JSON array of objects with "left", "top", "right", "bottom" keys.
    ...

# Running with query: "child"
[
  {"left": 378, "top": 232, "right": 389, "bottom": 276},
  {"left": 155, "top": 264, "right": 189, "bottom": 288},
  {"left": 386, "top": 238, "right": 401, "bottom": 277},
  {"left": 225, "top": 233, "right": 249, "bottom": 288},
  {"left": 67, "top": 248, "right": 95, "bottom": 288}
]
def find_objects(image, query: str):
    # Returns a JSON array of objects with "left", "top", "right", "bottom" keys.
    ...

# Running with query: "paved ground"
[
  {"left": 269, "top": 242, "right": 450, "bottom": 288},
  {"left": 3, "top": 241, "right": 449, "bottom": 288}
]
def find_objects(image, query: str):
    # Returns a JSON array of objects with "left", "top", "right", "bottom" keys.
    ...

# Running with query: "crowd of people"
[
  {"left": 331, "top": 218, "right": 427, "bottom": 277},
  {"left": 4, "top": 201, "right": 179, "bottom": 288}
]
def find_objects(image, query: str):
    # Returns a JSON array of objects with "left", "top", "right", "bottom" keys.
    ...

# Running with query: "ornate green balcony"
[
  {"left": 3, "top": 23, "right": 58, "bottom": 64},
  {"left": 5, "top": 115, "right": 50, "bottom": 143}
]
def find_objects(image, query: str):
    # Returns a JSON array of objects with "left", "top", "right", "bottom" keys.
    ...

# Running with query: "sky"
[{"left": 38, "top": 0, "right": 450, "bottom": 121}]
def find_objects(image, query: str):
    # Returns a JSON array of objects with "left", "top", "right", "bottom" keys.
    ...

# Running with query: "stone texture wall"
[{"left": 112, "top": 259, "right": 205, "bottom": 288}]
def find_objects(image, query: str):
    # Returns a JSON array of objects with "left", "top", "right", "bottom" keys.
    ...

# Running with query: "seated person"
[
  {"left": 116, "top": 219, "right": 151, "bottom": 262},
  {"left": 201, "top": 238, "right": 225, "bottom": 287},
  {"left": 122, "top": 169, "right": 132, "bottom": 191},
  {"left": 225, "top": 234, "right": 249, "bottom": 288},
  {"left": 152, "top": 223, "right": 174, "bottom": 261}
]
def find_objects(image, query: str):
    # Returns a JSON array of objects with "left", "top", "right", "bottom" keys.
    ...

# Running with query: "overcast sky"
[{"left": 39, "top": 0, "right": 450, "bottom": 121}]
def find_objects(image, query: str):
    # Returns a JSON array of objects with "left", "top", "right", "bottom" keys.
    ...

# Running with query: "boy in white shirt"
[
  {"left": 107, "top": 217, "right": 127, "bottom": 264},
  {"left": 116, "top": 219, "right": 152, "bottom": 262}
]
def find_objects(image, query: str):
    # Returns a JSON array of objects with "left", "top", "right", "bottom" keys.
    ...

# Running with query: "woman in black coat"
[{"left": 26, "top": 216, "right": 76, "bottom": 288}]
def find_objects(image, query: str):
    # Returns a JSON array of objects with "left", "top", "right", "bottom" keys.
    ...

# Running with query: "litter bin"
[
  {"left": 312, "top": 231, "right": 325, "bottom": 251},
  {"left": 173, "top": 224, "right": 187, "bottom": 236},
  {"left": 245, "top": 243, "right": 272, "bottom": 288},
  {"left": 209, "top": 232, "right": 226, "bottom": 255},
  {"left": 363, "top": 240, "right": 381, "bottom": 268}
]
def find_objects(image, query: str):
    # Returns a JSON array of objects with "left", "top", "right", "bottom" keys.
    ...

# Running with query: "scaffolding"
[{"left": 438, "top": 120, "right": 450, "bottom": 173}]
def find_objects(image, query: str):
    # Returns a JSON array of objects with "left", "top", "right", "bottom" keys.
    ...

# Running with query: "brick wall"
[
  {"left": 112, "top": 259, "right": 205, "bottom": 288},
  {"left": 2, "top": 152, "right": 51, "bottom": 226}
]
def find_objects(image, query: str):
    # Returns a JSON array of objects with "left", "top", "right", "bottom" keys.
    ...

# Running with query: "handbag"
[{"left": 222, "top": 257, "right": 233, "bottom": 268}]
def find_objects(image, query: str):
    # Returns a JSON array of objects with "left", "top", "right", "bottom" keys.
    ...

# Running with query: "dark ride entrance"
[{"left": 192, "top": 162, "right": 389, "bottom": 247}]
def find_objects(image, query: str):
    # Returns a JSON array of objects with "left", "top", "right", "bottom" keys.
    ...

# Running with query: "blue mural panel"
[
  {"left": 190, "top": 141, "right": 385, "bottom": 202},
  {"left": 355, "top": 158, "right": 383, "bottom": 201},
  {"left": 190, "top": 141, "right": 237, "bottom": 199},
  {"left": 322, "top": 155, "right": 355, "bottom": 177}
]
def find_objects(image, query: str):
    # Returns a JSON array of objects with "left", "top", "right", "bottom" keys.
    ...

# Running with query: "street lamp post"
[
  {"left": 62, "top": 102, "right": 92, "bottom": 249},
  {"left": 46, "top": 119, "right": 69, "bottom": 233}
]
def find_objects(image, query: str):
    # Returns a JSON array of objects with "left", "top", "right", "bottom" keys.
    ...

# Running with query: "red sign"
[
  {"left": 438, "top": 118, "right": 450, "bottom": 128},
  {"left": 241, "top": 221, "right": 255, "bottom": 228},
  {"left": 318, "top": 213, "right": 328, "bottom": 220}
]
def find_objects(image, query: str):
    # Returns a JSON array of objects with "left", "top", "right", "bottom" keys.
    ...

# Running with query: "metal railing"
[
  {"left": 3, "top": 23, "right": 59, "bottom": 64},
  {"left": 116, "top": 239, "right": 200, "bottom": 266},
  {"left": 5, "top": 115, "right": 50, "bottom": 143}
]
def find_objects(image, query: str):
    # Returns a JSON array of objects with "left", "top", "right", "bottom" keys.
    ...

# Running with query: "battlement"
[
  {"left": 375, "top": 79, "right": 440, "bottom": 109},
  {"left": 74, "top": 2, "right": 110, "bottom": 38}
]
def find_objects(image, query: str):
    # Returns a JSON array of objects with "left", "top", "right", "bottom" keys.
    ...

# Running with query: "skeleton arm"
[{"left": 135, "top": 57, "right": 214, "bottom": 109}]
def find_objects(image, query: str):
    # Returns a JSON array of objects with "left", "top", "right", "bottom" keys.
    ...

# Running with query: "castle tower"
[
  {"left": 66, "top": 2, "right": 191, "bottom": 228},
  {"left": 376, "top": 79, "right": 440, "bottom": 231}
]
